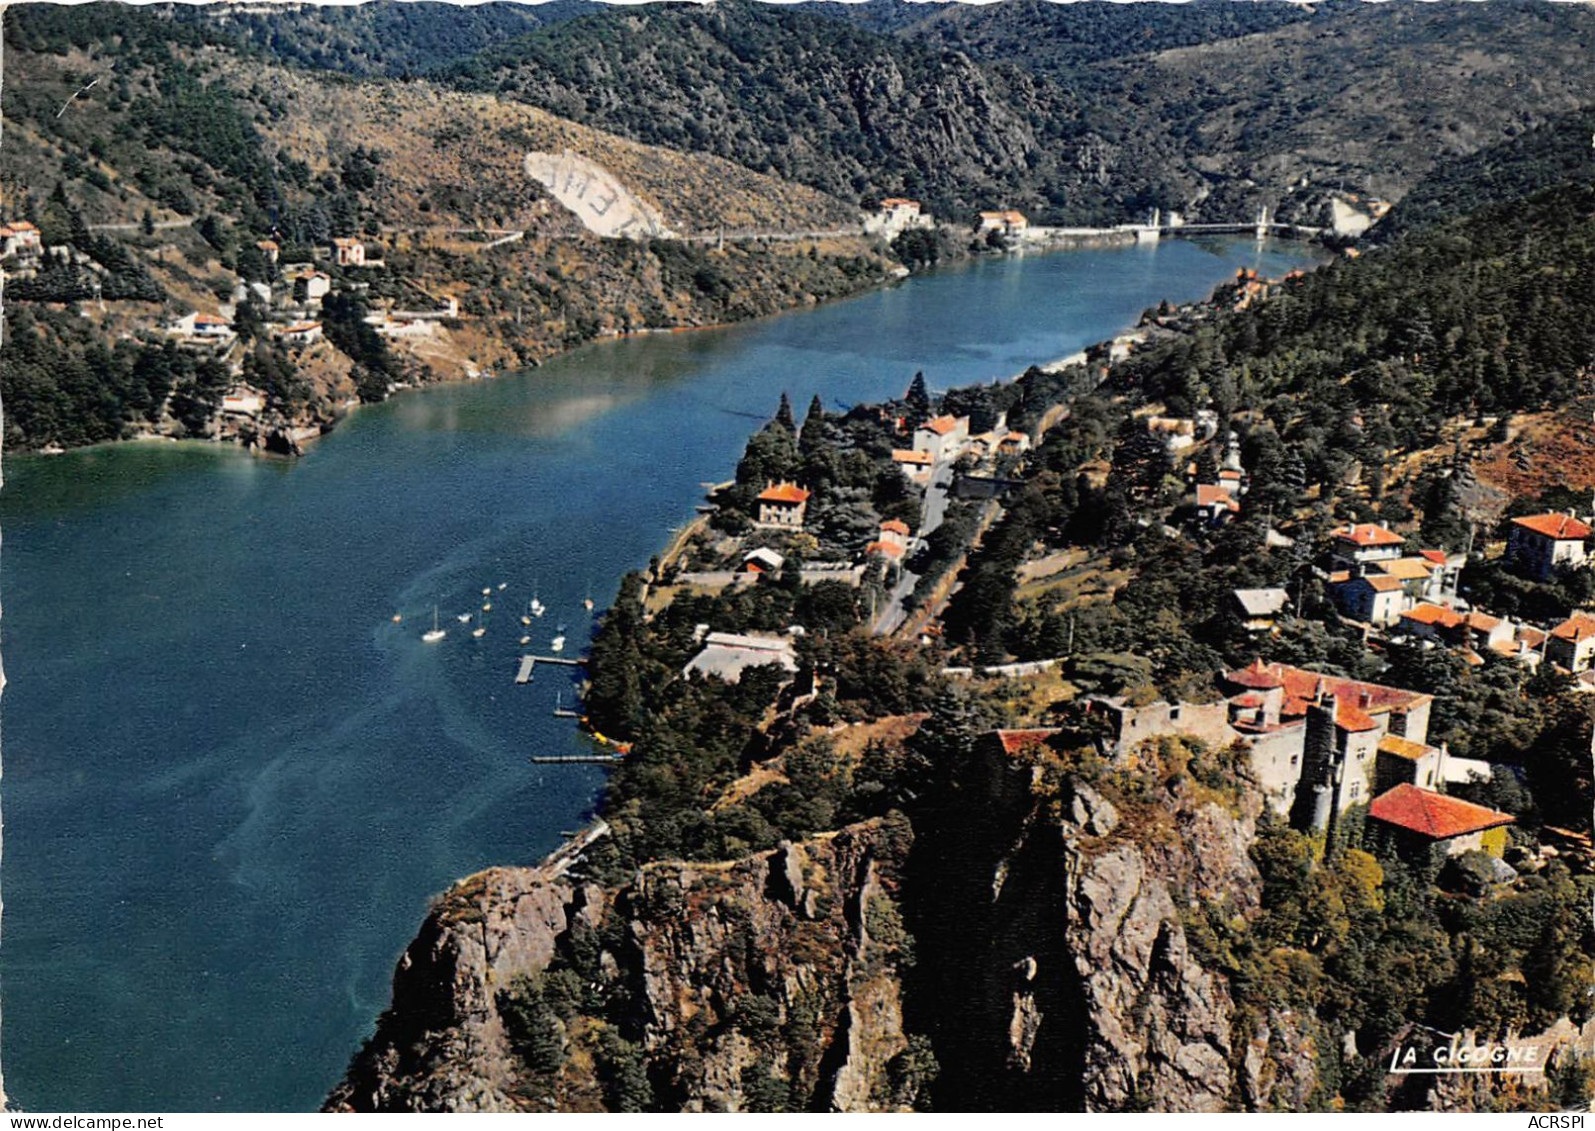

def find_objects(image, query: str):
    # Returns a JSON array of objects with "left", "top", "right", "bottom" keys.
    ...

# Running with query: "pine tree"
[
  {"left": 905, "top": 371, "right": 930, "bottom": 421},
  {"left": 773, "top": 391, "right": 796, "bottom": 432},
  {"left": 799, "top": 393, "right": 828, "bottom": 457}
]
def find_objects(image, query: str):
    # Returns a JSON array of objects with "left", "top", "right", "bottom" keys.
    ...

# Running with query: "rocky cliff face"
[
  {"left": 327, "top": 821, "right": 922, "bottom": 1112},
  {"left": 329, "top": 739, "right": 1295, "bottom": 1112},
  {"left": 901, "top": 737, "right": 1288, "bottom": 1112}
]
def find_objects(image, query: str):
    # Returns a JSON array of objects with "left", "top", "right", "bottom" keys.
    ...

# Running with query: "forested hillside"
[
  {"left": 0, "top": 3, "right": 891, "bottom": 452},
  {"left": 435, "top": 0, "right": 1595, "bottom": 226}
]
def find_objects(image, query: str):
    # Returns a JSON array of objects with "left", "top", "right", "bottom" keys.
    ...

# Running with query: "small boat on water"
[
  {"left": 530, "top": 582, "right": 546, "bottom": 619},
  {"left": 550, "top": 630, "right": 567, "bottom": 653},
  {"left": 473, "top": 624, "right": 487, "bottom": 639},
  {"left": 482, "top": 602, "right": 493, "bottom": 612},
  {"left": 422, "top": 606, "right": 446, "bottom": 644},
  {"left": 497, "top": 582, "right": 508, "bottom": 591},
  {"left": 391, "top": 614, "right": 402, "bottom": 624},
  {"left": 482, "top": 587, "right": 491, "bottom": 596},
  {"left": 457, "top": 613, "right": 473, "bottom": 624},
  {"left": 519, "top": 634, "right": 531, "bottom": 645}
]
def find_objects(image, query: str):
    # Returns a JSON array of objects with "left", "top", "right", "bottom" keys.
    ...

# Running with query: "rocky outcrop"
[
  {"left": 330, "top": 738, "right": 1290, "bottom": 1113},
  {"left": 901, "top": 737, "right": 1276, "bottom": 1112},
  {"left": 327, "top": 822, "right": 921, "bottom": 1113}
]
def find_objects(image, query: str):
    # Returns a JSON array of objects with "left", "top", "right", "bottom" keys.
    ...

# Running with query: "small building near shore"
[
  {"left": 977, "top": 210, "right": 1028, "bottom": 237},
  {"left": 683, "top": 631, "right": 798, "bottom": 684},
  {"left": 913, "top": 414, "right": 969, "bottom": 463},
  {"left": 756, "top": 482, "right": 810, "bottom": 529}
]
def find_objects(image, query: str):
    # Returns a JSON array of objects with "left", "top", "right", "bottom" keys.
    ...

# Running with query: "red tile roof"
[
  {"left": 1377, "top": 734, "right": 1431, "bottom": 761},
  {"left": 921, "top": 415, "right": 960, "bottom": 436},
  {"left": 1340, "top": 573, "right": 1405, "bottom": 593},
  {"left": 758, "top": 483, "right": 810, "bottom": 504},
  {"left": 1551, "top": 614, "right": 1595, "bottom": 643},
  {"left": 1335, "top": 700, "right": 1379, "bottom": 732},
  {"left": 1369, "top": 784, "right": 1515, "bottom": 840},
  {"left": 1402, "top": 603, "right": 1463, "bottom": 628},
  {"left": 1333, "top": 523, "right": 1404, "bottom": 548},
  {"left": 866, "top": 540, "right": 904, "bottom": 559},
  {"left": 892, "top": 449, "right": 933, "bottom": 465},
  {"left": 1223, "top": 660, "right": 1428, "bottom": 718},
  {"left": 994, "top": 728, "right": 1059, "bottom": 755},
  {"left": 880, "top": 518, "right": 910, "bottom": 536},
  {"left": 1419, "top": 549, "right": 1449, "bottom": 565},
  {"left": 1196, "top": 484, "right": 1239, "bottom": 511},
  {"left": 1512, "top": 513, "right": 1592, "bottom": 541},
  {"left": 1227, "top": 658, "right": 1285, "bottom": 690}
]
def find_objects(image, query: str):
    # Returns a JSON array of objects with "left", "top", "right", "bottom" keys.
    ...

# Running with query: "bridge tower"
[{"left": 1135, "top": 206, "right": 1161, "bottom": 244}]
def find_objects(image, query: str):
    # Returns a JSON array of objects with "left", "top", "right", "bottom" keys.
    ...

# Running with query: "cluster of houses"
[
  {"left": 152, "top": 233, "right": 463, "bottom": 426},
  {"left": 1318, "top": 513, "right": 1595, "bottom": 676},
  {"left": 890, "top": 412, "right": 1030, "bottom": 486},
  {"left": 1066, "top": 657, "right": 1513, "bottom": 864},
  {"left": 163, "top": 234, "right": 387, "bottom": 353}
]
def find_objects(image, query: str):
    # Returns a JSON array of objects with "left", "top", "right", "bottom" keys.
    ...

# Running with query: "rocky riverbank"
[{"left": 326, "top": 727, "right": 1290, "bottom": 1112}]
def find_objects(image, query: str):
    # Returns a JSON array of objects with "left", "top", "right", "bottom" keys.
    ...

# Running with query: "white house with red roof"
[
  {"left": 1332, "top": 572, "right": 1409, "bottom": 626},
  {"left": 1506, "top": 512, "right": 1591, "bottom": 581},
  {"left": 1328, "top": 522, "right": 1406, "bottom": 568},
  {"left": 1547, "top": 613, "right": 1595, "bottom": 673},
  {"left": 1195, "top": 483, "right": 1240, "bottom": 526},
  {"left": 331, "top": 237, "right": 366, "bottom": 267},
  {"left": 167, "top": 311, "right": 235, "bottom": 341},
  {"left": 892, "top": 448, "right": 933, "bottom": 486},
  {"left": 276, "top": 320, "right": 323, "bottom": 347},
  {"left": 912, "top": 414, "right": 970, "bottom": 463},
  {"left": 755, "top": 482, "right": 810, "bottom": 529},
  {"left": 1, "top": 220, "right": 42, "bottom": 259}
]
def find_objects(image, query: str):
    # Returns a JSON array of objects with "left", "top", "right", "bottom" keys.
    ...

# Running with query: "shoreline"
[{"left": 9, "top": 232, "right": 1325, "bottom": 464}]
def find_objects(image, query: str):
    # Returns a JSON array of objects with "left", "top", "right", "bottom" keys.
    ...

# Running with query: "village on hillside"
[{"left": 593, "top": 267, "right": 1595, "bottom": 921}]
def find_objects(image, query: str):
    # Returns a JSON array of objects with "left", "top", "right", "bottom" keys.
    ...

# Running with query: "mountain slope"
[
  {"left": 435, "top": 0, "right": 1595, "bottom": 227},
  {"left": 0, "top": 5, "right": 893, "bottom": 452}
]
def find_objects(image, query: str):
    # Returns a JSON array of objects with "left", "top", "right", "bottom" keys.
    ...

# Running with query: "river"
[{"left": 0, "top": 237, "right": 1322, "bottom": 1112}]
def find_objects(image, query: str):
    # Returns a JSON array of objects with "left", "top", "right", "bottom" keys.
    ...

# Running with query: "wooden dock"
[
  {"left": 530, "top": 752, "right": 624, "bottom": 764},
  {"left": 516, "top": 653, "right": 587, "bottom": 684},
  {"left": 553, "top": 707, "right": 582, "bottom": 719}
]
